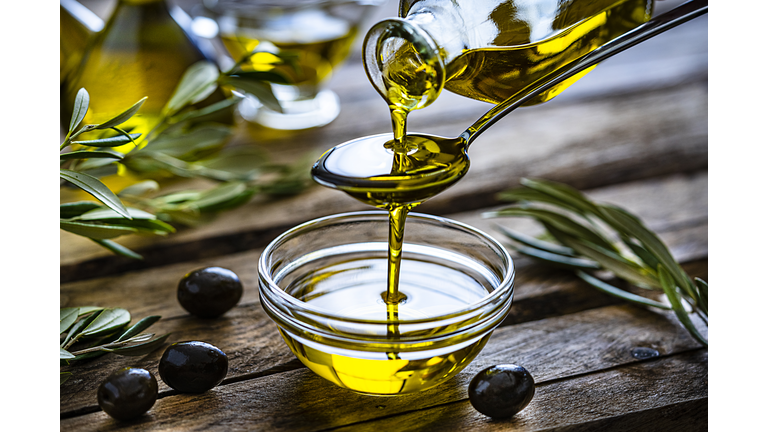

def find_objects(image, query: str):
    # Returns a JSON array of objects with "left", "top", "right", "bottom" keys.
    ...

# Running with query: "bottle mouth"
[{"left": 363, "top": 18, "right": 446, "bottom": 112}]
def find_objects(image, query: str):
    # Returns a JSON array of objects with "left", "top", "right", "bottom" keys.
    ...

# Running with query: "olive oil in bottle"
[{"left": 61, "top": 0, "right": 229, "bottom": 147}]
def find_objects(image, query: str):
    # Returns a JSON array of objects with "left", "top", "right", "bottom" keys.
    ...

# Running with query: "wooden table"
[{"left": 60, "top": 1, "right": 708, "bottom": 429}]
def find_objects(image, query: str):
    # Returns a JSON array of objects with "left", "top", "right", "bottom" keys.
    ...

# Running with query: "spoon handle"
[{"left": 462, "top": 0, "right": 708, "bottom": 146}]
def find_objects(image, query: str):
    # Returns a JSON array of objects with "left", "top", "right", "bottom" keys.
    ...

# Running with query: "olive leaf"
[
  {"left": 80, "top": 308, "right": 131, "bottom": 338},
  {"left": 72, "top": 133, "right": 142, "bottom": 148},
  {"left": 92, "top": 239, "right": 144, "bottom": 260},
  {"left": 221, "top": 76, "right": 282, "bottom": 113},
  {"left": 60, "top": 308, "right": 80, "bottom": 334},
  {"left": 95, "top": 97, "right": 147, "bottom": 130},
  {"left": 164, "top": 61, "right": 220, "bottom": 115},
  {"left": 117, "top": 316, "right": 161, "bottom": 341},
  {"left": 60, "top": 201, "right": 103, "bottom": 219},
  {"left": 69, "top": 88, "right": 89, "bottom": 133},
  {"left": 60, "top": 150, "right": 124, "bottom": 161},
  {"left": 60, "top": 348, "right": 76, "bottom": 360},
  {"left": 60, "top": 220, "right": 137, "bottom": 240},
  {"left": 60, "top": 307, "right": 167, "bottom": 385},
  {"left": 60, "top": 169, "right": 131, "bottom": 219},
  {"left": 102, "top": 333, "right": 170, "bottom": 356}
]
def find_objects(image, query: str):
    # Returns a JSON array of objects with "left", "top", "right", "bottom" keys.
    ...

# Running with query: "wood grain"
[
  {"left": 327, "top": 351, "right": 707, "bottom": 432},
  {"left": 60, "top": 304, "right": 706, "bottom": 430}
]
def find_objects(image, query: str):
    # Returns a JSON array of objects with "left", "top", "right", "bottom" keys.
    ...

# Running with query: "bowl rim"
[{"left": 258, "top": 210, "right": 514, "bottom": 326}]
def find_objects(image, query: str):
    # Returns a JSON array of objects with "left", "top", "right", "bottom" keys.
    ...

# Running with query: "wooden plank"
[
  {"left": 60, "top": 304, "right": 707, "bottom": 430},
  {"left": 61, "top": 84, "right": 707, "bottom": 280},
  {"left": 326, "top": 351, "right": 708, "bottom": 432},
  {"left": 60, "top": 173, "right": 708, "bottom": 413},
  {"left": 59, "top": 254, "right": 707, "bottom": 415}
]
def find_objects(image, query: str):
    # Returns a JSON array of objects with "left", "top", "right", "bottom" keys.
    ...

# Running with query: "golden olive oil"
[
  {"left": 279, "top": 257, "right": 494, "bottom": 395},
  {"left": 220, "top": 30, "right": 357, "bottom": 90},
  {"left": 61, "top": 0, "right": 230, "bottom": 147},
  {"left": 306, "top": 0, "right": 652, "bottom": 392},
  {"left": 443, "top": 0, "right": 653, "bottom": 105}
]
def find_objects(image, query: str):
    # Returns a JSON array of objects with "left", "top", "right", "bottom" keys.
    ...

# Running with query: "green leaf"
[
  {"left": 139, "top": 125, "right": 232, "bottom": 159},
  {"left": 60, "top": 150, "right": 124, "bottom": 161},
  {"left": 118, "top": 180, "right": 159, "bottom": 197},
  {"left": 60, "top": 220, "right": 137, "bottom": 240},
  {"left": 564, "top": 237, "right": 660, "bottom": 289},
  {"left": 621, "top": 235, "right": 662, "bottom": 271},
  {"left": 95, "top": 97, "right": 147, "bottom": 130},
  {"left": 60, "top": 308, "right": 80, "bottom": 334},
  {"left": 520, "top": 178, "right": 602, "bottom": 215},
  {"left": 599, "top": 205, "right": 693, "bottom": 296},
  {"left": 72, "top": 133, "right": 142, "bottom": 148},
  {"left": 165, "top": 61, "right": 220, "bottom": 115},
  {"left": 104, "top": 333, "right": 170, "bottom": 356},
  {"left": 69, "top": 88, "right": 89, "bottom": 133},
  {"left": 508, "top": 242, "right": 601, "bottom": 270},
  {"left": 81, "top": 308, "right": 131, "bottom": 338},
  {"left": 117, "top": 316, "right": 161, "bottom": 342},
  {"left": 92, "top": 239, "right": 144, "bottom": 260},
  {"left": 60, "top": 348, "right": 76, "bottom": 360},
  {"left": 60, "top": 372, "right": 73, "bottom": 385},
  {"left": 222, "top": 76, "right": 282, "bottom": 113},
  {"left": 61, "top": 310, "right": 102, "bottom": 348},
  {"left": 60, "top": 201, "right": 102, "bottom": 219},
  {"left": 494, "top": 223, "right": 577, "bottom": 256},
  {"left": 60, "top": 169, "right": 131, "bottom": 219},
  {"left": 79, "top": 207, "right": 157, "bottom": 221},
  {"left": 170, "top": 97, "right": 241, "bottom": 124},
  {"left": 495, "top": 188, "right": 583, "bottom": 215},
  {"left": 189, "top": 182, "right": 252, "bottom": 212},
  {"left": 488, "top": 207, "right": 616, "bottom": 252},
  {"left": 658, "top": 265, "right": 707, "bottom": 346},
  {"left": 77, "top": 306, "right": 103, "bottom": 315},
  {"left": 695, "top": 277, "right": 708, "bottom": 315},
  {"left": 575, "top": 271, "right": 671, "bottom": 310}
]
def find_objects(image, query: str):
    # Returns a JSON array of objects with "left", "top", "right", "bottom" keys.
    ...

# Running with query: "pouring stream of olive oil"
[
  {"left": 313, "top": 0, "right": 655, "bottom": 306},
  {"left": 305, "top": 0, "right": 705, "bottom": 393}
]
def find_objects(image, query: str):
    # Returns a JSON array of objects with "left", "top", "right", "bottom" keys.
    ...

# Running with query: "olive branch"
[
  {"left": 60, "top": 56, "right": 312, "bottom": 259},
  {"left": 60, "top": 307, "right": 169, "bottom": 385},
  {"left": 485, "top": 178, "right": 708, "bottom": 346}
]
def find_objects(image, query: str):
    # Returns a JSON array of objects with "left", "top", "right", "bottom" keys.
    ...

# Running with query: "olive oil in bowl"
[{"left": 258, "top": 212, "right": 514, "bottom": 395}]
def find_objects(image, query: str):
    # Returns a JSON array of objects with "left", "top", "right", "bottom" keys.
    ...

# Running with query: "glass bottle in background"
[
  {"left": 364, "top": 0, "right": 654, "bottom": 113},
  {"left": 203, "top": 0, "right": 385, "bottom": 130},
  {"left": 60, "top": 0, "right": 231, "bottom": 147}
]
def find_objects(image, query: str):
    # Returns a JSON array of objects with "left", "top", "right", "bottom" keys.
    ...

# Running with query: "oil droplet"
[{"left": 631, "top": 347, "right": 660, "bottom": 360}]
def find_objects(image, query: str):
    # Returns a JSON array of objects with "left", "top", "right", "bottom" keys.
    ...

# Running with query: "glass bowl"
[{"left": 258, "top": 211, "right": 514, "bottom": 395}]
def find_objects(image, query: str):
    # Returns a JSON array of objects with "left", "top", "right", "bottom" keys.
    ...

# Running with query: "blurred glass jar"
[
  {"left": 202, "top": 0, "right": 385, "bottom": 130},
  {"left": 60, "top": 0, "right": 232, "bottom": 149}
]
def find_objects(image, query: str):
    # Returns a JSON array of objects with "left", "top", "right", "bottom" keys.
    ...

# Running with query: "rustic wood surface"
[{"left": 60, "top": 0, "right": 708, "bottom": 430}]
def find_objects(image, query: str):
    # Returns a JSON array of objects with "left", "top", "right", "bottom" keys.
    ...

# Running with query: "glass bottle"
[
  {"left": 363, "top": 0, "right": 654, "bottom": 112},
  {"left": 60, "top": 0, "right": 230, "bottom": 143}
]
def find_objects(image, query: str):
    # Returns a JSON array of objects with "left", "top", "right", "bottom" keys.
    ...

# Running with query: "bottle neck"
[{"left": 363, "top": 2, "right": 470, "bottom": 112}]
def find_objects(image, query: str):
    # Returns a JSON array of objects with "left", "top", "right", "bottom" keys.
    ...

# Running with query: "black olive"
[
  {"left": 468, "top": 364, "right": 535, "bottom": 418},
  {"left": 97, "top": 367, "right": 158, "bottom": 421},
  {"left": 178, "top": 267, "right": 243, "bottom": 318},
  {"left": 158, "top": 341, "right": 228, "bottom": 393}
]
